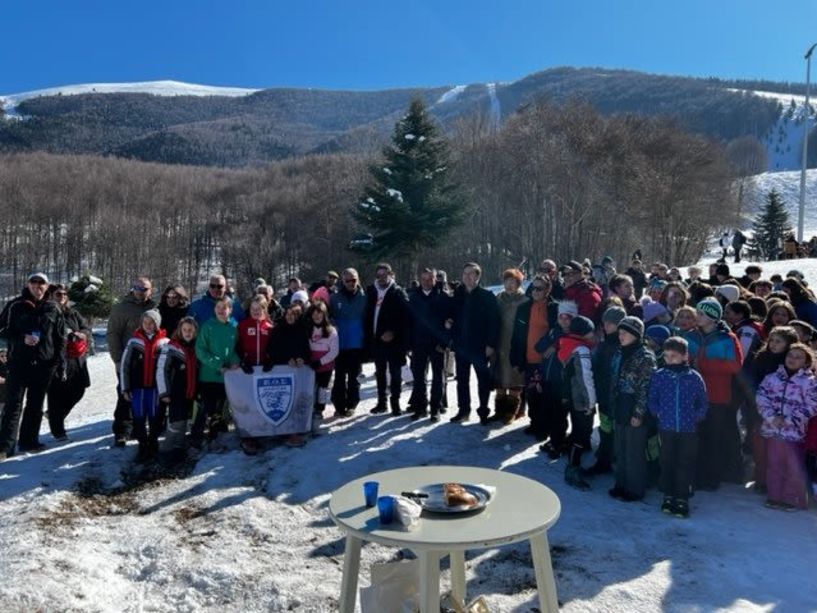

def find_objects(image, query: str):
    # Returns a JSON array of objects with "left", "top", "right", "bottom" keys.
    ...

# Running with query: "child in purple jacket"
[
  {"left": 647, "top": 337, "right": 708, "bottom": 518},
  {"left": 756, "top": 343, "right": 817, "bottom": 511}
]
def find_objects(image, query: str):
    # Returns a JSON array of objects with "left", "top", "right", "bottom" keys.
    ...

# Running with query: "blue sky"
[{"left": 2, "top": 0, "right": 816, "bottom": 93}]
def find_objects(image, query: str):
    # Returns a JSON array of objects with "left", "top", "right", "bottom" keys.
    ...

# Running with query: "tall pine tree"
[
  {"left": 749, "top": 188, "right": 792, "bottom": 260},
  {"left": 351, "top": 98, "right": 466, "bottom": 273}
]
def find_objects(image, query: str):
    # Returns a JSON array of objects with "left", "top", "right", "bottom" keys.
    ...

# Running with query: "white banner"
[{"left": 224, "top": 365, "right": 315, "bottom": 438}]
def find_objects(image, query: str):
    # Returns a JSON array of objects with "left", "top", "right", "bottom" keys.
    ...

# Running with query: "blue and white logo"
[{"left": 256, "top": 374, "right": 295, "bottom": 426}]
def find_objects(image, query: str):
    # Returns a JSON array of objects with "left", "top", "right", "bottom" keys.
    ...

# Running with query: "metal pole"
[{"left": 798, "top": 44, "right": 816, "bottom": 242}]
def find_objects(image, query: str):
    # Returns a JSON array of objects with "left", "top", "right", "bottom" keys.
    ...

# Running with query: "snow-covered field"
[{"left": 1, "top": 331, "right": 816, "bottom": 611}]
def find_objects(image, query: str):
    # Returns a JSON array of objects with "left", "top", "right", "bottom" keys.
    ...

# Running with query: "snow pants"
[
  {"left": 659, "top": 431, "right": 698, "bottom": 501},
  {"left": 766, "top": 437, "right": 808, "bottom": 509}
]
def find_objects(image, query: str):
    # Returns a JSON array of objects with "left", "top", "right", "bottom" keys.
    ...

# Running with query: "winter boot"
[
  {"left": 661, "top": 497, "right": 674, "bottom": 514},
  {"left": 135, "top": 442, "right": 151, "bottom": 464},
  {"left": 390, "top": 396, "right": 402, "bottom": 416},
  {"left": 671, "top": 499, "right": 690, "bottom": 518},
  {"left": 370, "top": 400, "right": 388, "bottom": 414},
  {"left": 564, "top": 445, "right": 590, "bottom": 490},
  {"left": 496, "top": 393, "right": 520, "bottom": 425}
]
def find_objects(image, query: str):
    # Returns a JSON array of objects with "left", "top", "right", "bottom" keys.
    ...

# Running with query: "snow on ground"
[
  {"left": 1, "top": 332, "right": 816, "bottom": 611},
  {"left": 0, "top": 80, "right": 260, "bottom": 117}
]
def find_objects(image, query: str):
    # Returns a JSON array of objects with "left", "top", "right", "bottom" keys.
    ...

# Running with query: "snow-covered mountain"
[
  {"left": 742, "top": 168, "right": 817, "bottom": 235},
  {"left": 730, "top": 89, "right": 816, "bottom": 172},
  {"left": 0, "top": 80, "right": 259, "bottom": 118}
]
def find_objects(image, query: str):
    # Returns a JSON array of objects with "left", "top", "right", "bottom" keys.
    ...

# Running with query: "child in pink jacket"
[{"left": 756, "top": 343, "right": 817, "bottom": 510}]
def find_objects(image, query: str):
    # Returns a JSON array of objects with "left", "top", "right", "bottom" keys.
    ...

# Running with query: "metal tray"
[{"left": 411, "top": 483, "right": 493, "bottom": 514}]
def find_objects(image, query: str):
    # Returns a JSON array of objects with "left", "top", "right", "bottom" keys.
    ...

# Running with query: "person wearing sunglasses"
[
  {"left": 0, "top": 273, "right": 67, "bottom": 459},
  {"left": 189, "top": 274, "right": 245, "bottom": 326},
  {"left": 328, "top": 268, "right": 367, "bottom": 417},
  {"left": 46, "top": 284, "right": 92, "bottom": 442},
  {"left": 106, "top": 275, "right": 156, "bottom": 447},
  {"left": 158, "top": 284, "right": 190, "bottom": 336}
]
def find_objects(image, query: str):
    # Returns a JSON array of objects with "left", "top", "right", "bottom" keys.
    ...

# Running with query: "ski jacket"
[
  {"left": 237, "top": 317, "right": 273, "bottom": 366},
  {"left": 0, "top": 289, "right": 66, "bottom": 371},
  {"left": 757, "top": 366, "right": 817, "bottom": 442},
  {"left": 120, "top": 328, "right": 168, "bottom": 392},
  {"left": 157, "top": 338, "right": 198, "bottom": 402},
  {"left": 195, "top": 317, "right": 239, "bottom": 383},
  {"left": 562, "top": 338, "right": 596, "bottom": 412},
  {"left": 564, "top": 279, "right": 603, "bottom": 322},
  {"left": 309, "top": 325, "right": 339, "bottom": 372},
  {"left": 683, "top": 323, "right": 743, "bottom": 405},
  {"left": 189, "top": 294, "right": 245, "bottom": 327},
  {"left": 610, "top": 343, "right": 656, "bottom": 423},
  {"left": 647, "top": 364, "right": 708, "bottom": 433},
  {"left": 330, "top": 286, "right": 367, "bottom": 350}
]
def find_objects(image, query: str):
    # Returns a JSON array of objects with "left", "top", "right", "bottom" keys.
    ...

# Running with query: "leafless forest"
[{"left": 0, "top": 100, "right": 753, "bottom": 298}]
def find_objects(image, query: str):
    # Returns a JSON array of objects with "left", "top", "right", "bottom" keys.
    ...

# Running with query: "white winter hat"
[
  {"left": 142, "top": 309, "right": 162, "bottom": 328},
  {"left": 557, "top": 301, "right": 579, "bottom": 317},
  {"left": 27, "top": 272, "right": 49, "bottom": 284},
  {"left": 291, "top": 290, "right": 309, "bottom": 305},
  {"left": 715, "top": 284, "right": 741, "bottom": 304}
]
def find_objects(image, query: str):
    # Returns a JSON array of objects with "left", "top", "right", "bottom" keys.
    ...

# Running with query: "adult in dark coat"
[
  {"left": 47, "top": 285, "right": 92, "bottom": 440},
  {"left": 364, "top": 263, "right": 410, "bottom": 415},
  {"left": 106, "top": 276, "right": 156, "bottom": 446},
  {"left": 0, "top": 273, "right": 66, "bottom": 458},
  {"left": 624, "top": 260, "right": 648, "bottom": 300},
  {"left": 158, "top": 284, "right": 190, "bottom": 336},
  {"left": 407, "top": 268, "right": 452, "bottom": 421},
  {"left": 329, "top": 268, "right": 368, "bottom": 416},
  {"left": 451, "top": 262, "right": 500, "bottom": 424}
]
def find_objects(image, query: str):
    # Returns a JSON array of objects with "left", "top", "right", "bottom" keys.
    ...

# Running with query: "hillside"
[{"left": 0, "top": 67, "right": 796, "bottom": 168}]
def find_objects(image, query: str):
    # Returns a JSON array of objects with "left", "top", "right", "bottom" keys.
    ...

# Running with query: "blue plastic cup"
[
  {"left": 363, "top": 481, "right": 379, "bottom": 508},
  {"left": 377, "top": 495, "right": 395, "bottom": 525}
]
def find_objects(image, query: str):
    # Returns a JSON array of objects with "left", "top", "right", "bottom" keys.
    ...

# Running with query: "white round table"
[{"left": 328, "top": 465, "right": 561, "bottom": 612}]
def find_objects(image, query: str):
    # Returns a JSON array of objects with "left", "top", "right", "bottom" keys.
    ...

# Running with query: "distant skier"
[{"left": 732, "top": 230, "right": 747, "bottom": 263}]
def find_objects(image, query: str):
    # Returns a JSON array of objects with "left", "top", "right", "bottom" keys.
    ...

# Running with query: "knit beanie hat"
[
  {"left": 648, "top": 278, "right": 667, "bottom": 292},
  {"left": 602, "top": 306, "right": 627, "bottom": 326},
  {"left": 697, "top": 297, "right": 723, "bottom": 321},
  {"left": 715, "top": 284, "right": 740, "bottom": 304},
  {"left": 618, "top": 316, "right": 645, "bottom": 340},
  {"left": 142, "top": 309, "right": 162, "bottom": 329},
  {"left": 643, "top": 301, "right": 670, "bottom": 325},
  {"left": 569, "top": 315, "right": 595, "bottom": 337},
  {"left": 645, "top": 324, "right": 671, "bottom": 347},
  {"left": 715, "top": 263, "right": 730, "bottom": 278},
  {"left": 557, "top": 301, "right": 579, "bottom": 317},
  {"left": 291, "top": 290, "right": 310, "bottom": 305}
]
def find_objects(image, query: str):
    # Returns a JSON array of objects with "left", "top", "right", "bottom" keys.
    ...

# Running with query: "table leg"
[
  {"left": 339, "top": 535, "right": 362, "bottom": 613},
  {"left": 530, "top": 532, "right": 559, "bottom": 613},
  {"left": 449, "top": 550, "right": 466, "bottom": 606},
  {"left": 417, "top": 550, "right": 442, "bottom": 613}
]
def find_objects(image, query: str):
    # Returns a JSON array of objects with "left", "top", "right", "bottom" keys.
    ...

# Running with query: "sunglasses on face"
[
  {"left": 344, "top": 278, "right": 357, "bottom": 284},
  {"left": 55, "top": 291, "right": 67, "bottom": 297},
  {"left": 132, "top": 285, "right": 149, "bottom": 292},
  {"left": 210, "top": 284, "right": 225, "bottom": 289},
  {"left": 531, "top": 286, "right": 547, "bottom": 292},
  {"left": 167, "top": 293, "right": 179, "bottom": 300}
]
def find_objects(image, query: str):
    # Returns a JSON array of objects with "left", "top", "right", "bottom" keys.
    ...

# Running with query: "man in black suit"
[
  {"left": 450, "top": 262, "right": 500, "bottom": 425},
  {"left": 407, "top": 268, "right": 451, "bottom": 422},
  {"left": 364, "top": 263, "right": 410, "bottom": 415}
]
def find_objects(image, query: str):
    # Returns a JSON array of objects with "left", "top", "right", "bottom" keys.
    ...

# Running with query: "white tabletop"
[{"left": 329, "top": 466, "right": 561, "bottom": 551}]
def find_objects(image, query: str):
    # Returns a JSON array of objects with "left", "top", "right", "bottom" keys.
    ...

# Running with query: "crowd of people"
[{"left": 1, "top": 255, "right": 817, "bottom": 519}]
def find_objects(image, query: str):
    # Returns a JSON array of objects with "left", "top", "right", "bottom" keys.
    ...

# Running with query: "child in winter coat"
[
  {"left": 756, "top": 343, "right": 817, "bottom": 510},
  {"left": 609, "top": 316, "right": 657, "bottom": 502},
  {"left": 157, "top": 316, "right": 198, "bottom": 464},
  {"left": 194, "top": 297, "right": 240, "bottom": 450},
  {"left": 559, "top": 316, "right": 597, "bottom": 490},
  {"left": 648, "top": 337, "right": 708, "bottom": 518},
  {"left": 120, "top": 309, "right": 169, "bottom": 462},
  {"left": 238, "top": 296, "right": 273, "bottom": 372},
  {"left": 307, "top": 302, "right": 339, "bottom": 425},
  {"left": 536, "top": 301, "right": 577, "bottom": 459},
  {"left": 742, "top": 326, "right": 799, "bottom": 493}
]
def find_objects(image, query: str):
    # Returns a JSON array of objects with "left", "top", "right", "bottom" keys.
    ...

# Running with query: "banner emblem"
[{"left": 256, "top": 375, "right": 295, "bottom": 425}]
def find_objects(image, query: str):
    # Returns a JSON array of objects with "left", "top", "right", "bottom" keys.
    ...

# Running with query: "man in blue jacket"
[
  {"left": 329, "top": 268, "right": 367, "bottom": 416},
  {"left": 189, "top": 274, "right": 244, "bottom": 325}
]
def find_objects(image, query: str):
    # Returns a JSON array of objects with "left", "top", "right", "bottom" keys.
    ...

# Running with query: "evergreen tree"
[
  {"left": 749, "top": 189, "right": 792, "bottom": 260},
  {"left": 351, "top": 98, "right": 467, "bottom": 271},
  {"left": 68, "top": 274, "right": 114, "bottom": 319}
]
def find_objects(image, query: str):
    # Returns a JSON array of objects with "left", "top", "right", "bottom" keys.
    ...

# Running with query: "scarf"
[
  {"left": 171, "top": 337, "right": 197, "bottom": 399},
  {"left": 134, "top": 327, "right": 166, "bottom": 388}
]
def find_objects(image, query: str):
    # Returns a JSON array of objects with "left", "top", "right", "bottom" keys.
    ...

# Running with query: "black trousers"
[
  {"left": 192, "top": 382, "right": 227, "bottom": 442},
  {"left": 659, "top": 431, "right": 698, "bottom": 500},
  {"left": 331, "top": 349, "right": 363, "bottom": 410},
  {"left": 112, "top": 370, "right": 133, "bottom": 440},
  {"left": 697, "top": 403, "right": 743, "bottom": 487},
  {"left": 546, "top": 389, "right": 569, "bottom": 448},
  {"left": 373, "top": 342, "right": 404, "bottom": 406},
  {"left": 0, "top": 362, "right": 55, "bottom": 452},
  {"left": 410, "top": 345, "right": 445, "bottom": 414},
  {"left": 47, "top": 373, "right": 87, "bottom": 438},
  {"left": 314, "top": 369, "right": 332, "bottom": 412},
  {"left": 455, "top": 351, "right": 492, "bottom": 418},
  {"left": 569, "top": 409, "right": 594, "bottom": 456},
  {"left": 614, "top": 422, "right": 648, "bottom": 497}
]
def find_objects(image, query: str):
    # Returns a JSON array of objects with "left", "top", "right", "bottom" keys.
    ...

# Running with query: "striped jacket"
[{"left": 120, "top": 329, "right": 168, "bottom": 392}]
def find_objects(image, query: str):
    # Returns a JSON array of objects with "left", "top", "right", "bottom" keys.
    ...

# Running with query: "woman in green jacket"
[{"left": 192, "top": 297, "right": 239, "bottom": 448}]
